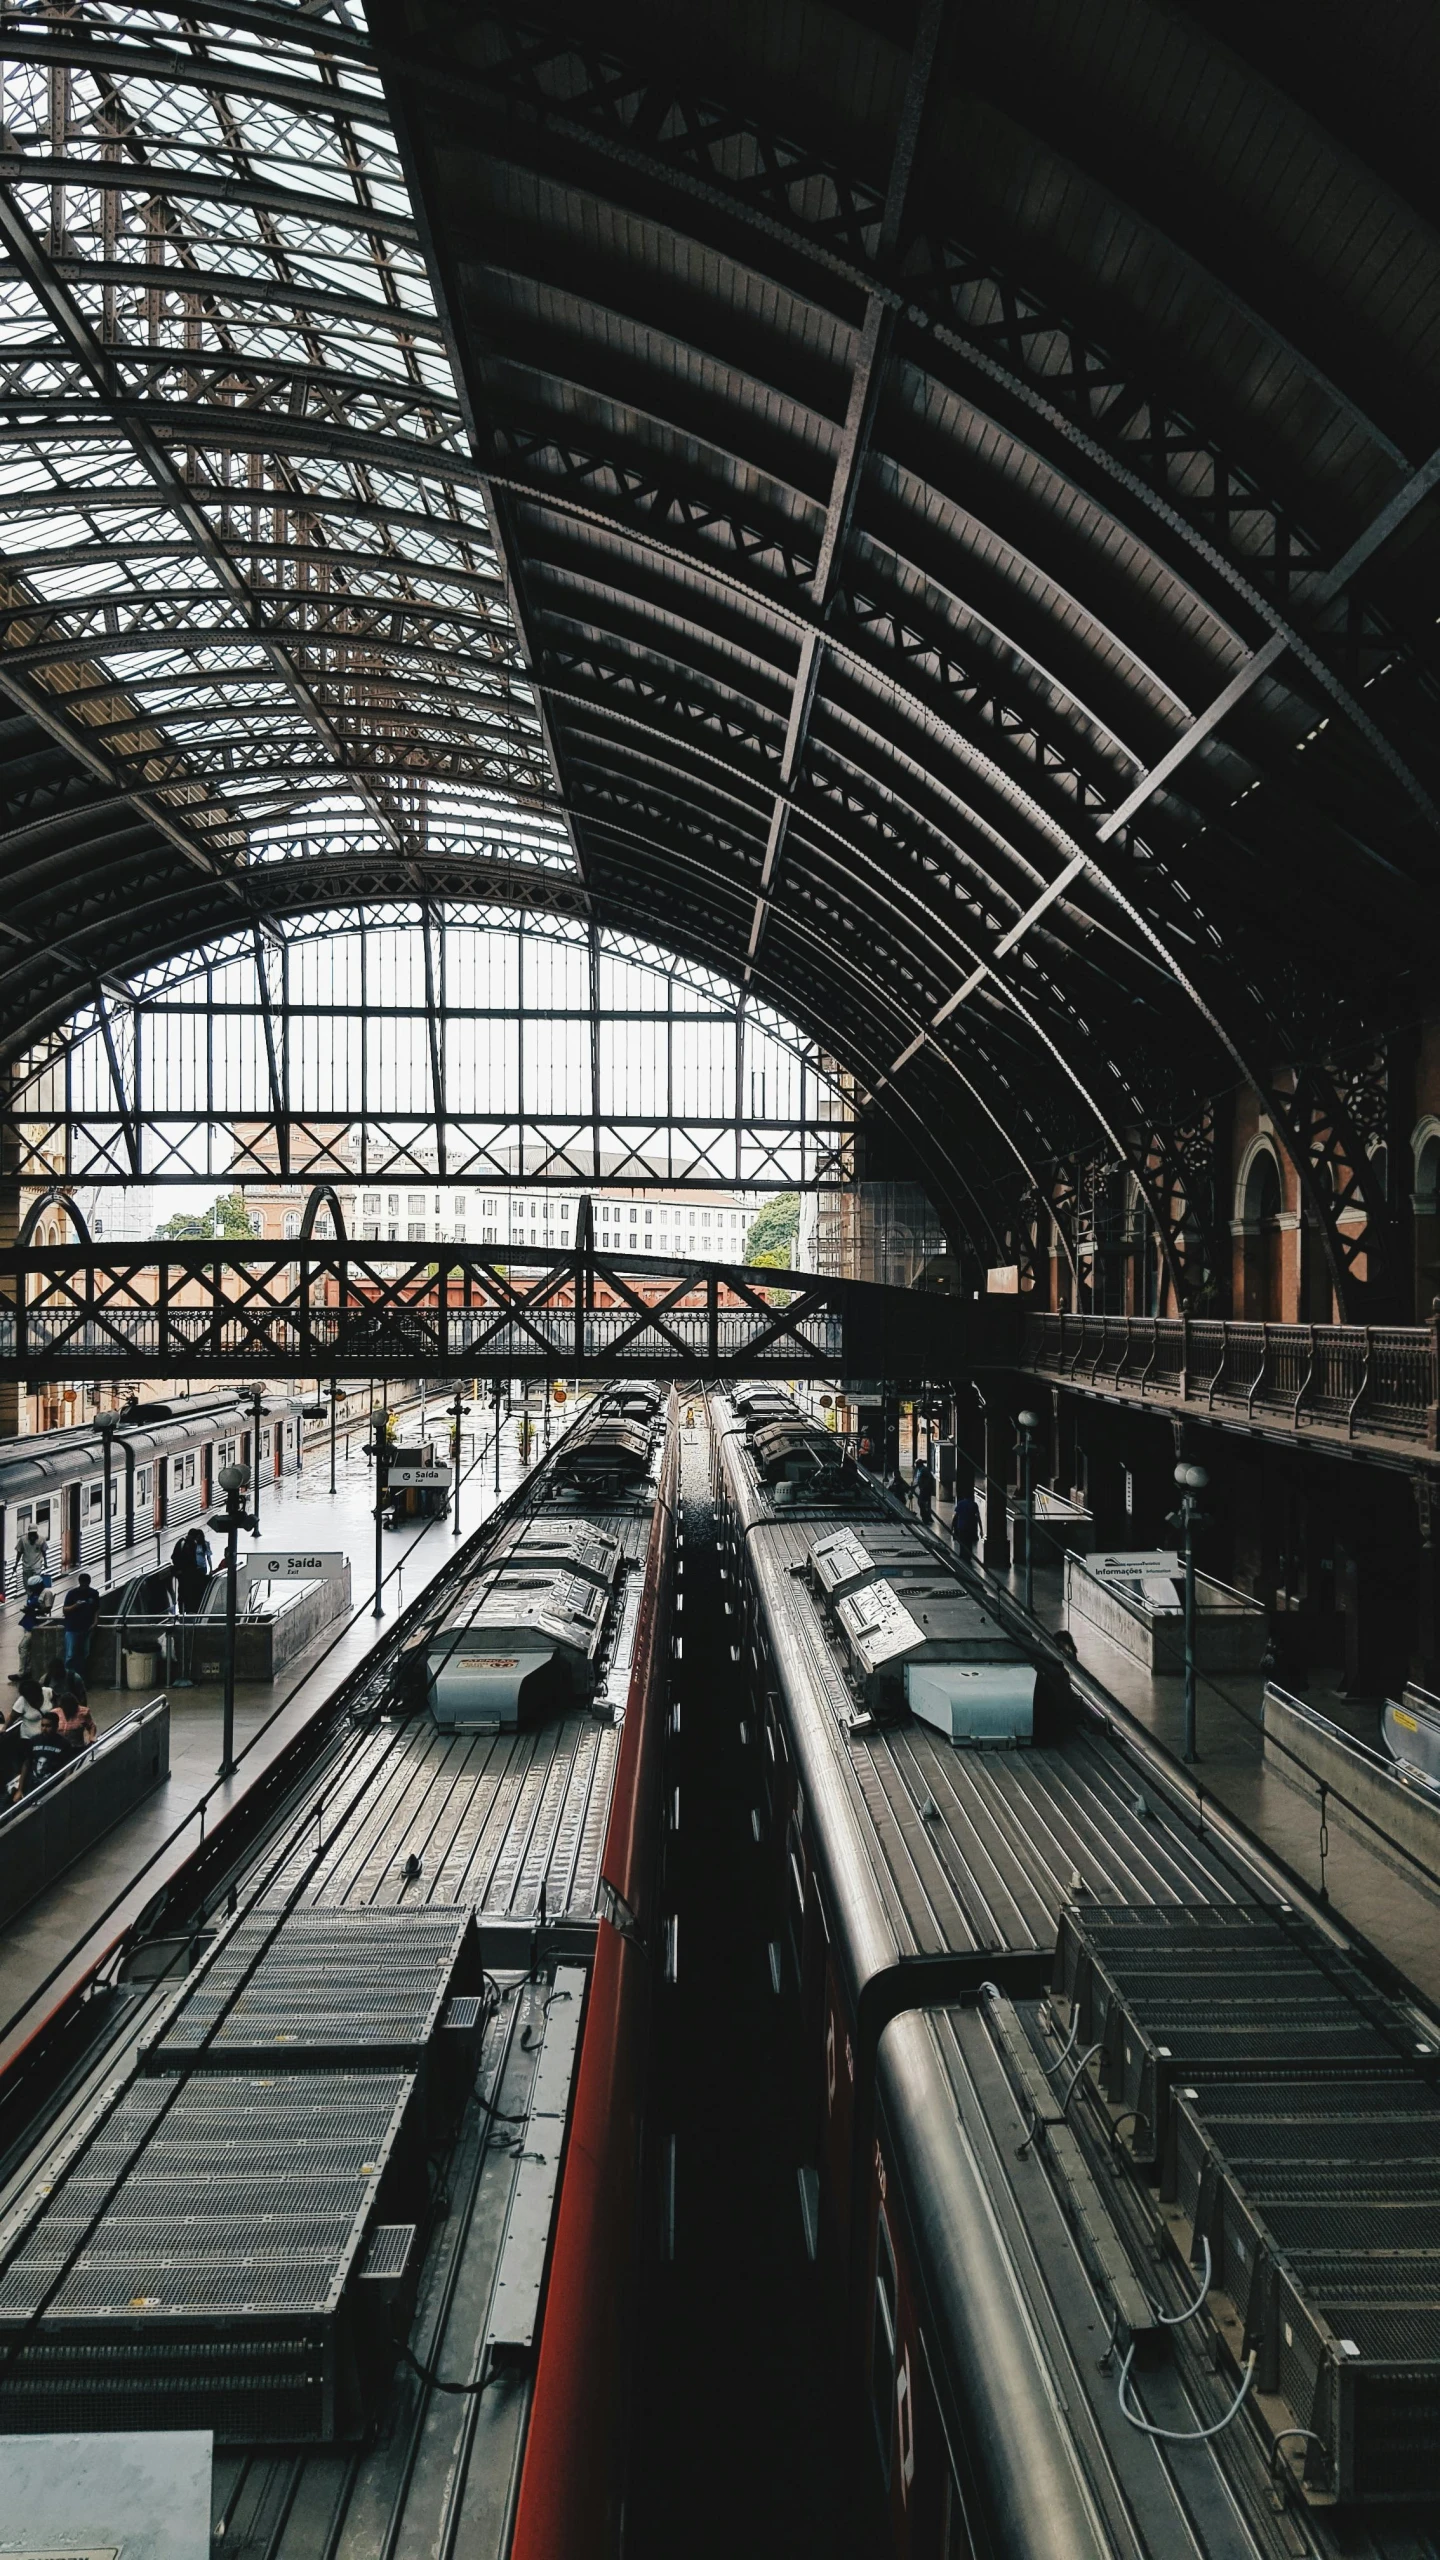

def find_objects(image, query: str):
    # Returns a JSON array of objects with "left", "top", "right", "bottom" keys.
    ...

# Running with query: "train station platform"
[
  {"left": 0, "top": 1402, "right": 539, "bottom": 2079},
  {"left": 939, "top": 1491, "right": 1440, "bottom": 2011}
]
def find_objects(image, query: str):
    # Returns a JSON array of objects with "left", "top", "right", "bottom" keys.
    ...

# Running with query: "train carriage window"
[{"left": 871, "top": 2206, "right": 899, "bottom": 2486}]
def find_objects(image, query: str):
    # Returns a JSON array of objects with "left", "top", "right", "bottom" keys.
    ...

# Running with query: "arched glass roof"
[
  {"left": 10, "top": 902, "right": 852, "bottom": 1187},
  {"left": 0, "top": 0, "right": 569, "bottom": 871},
  {"left": 0, "top": 0, "right": 1434, "bottom": 1291}
]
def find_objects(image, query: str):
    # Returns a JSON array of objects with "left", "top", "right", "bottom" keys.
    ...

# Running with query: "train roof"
[
  {"left": 266, "top": 1506, "right": 655, "bottom": 1947},
  {"left": 875, "top": 1897, "right": 1440, "bottom": 2556},
  {"left": 747, "top": 1519, "right": 1250, "bottom": 2013},
  {"left": 712, "top": 1402, "right": 887, "bottom": 1531},
  {"left": 876, "top": 1999, "right": 1272, "bottom": 2560},
  {"left": 0, "top": 1390, "right": 263, "bottom": 1501}
]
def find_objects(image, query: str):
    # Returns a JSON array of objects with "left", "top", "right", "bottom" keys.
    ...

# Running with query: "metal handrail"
[
  {"left": 0, "top": 1693, "right": 166, "bottom": 1833},
  {"left": 1023, "top": 1311, "right": 1436, "bottom": 1450}
]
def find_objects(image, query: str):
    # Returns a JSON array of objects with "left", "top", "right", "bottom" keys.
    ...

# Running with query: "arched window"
[
  {"left": 7, "top": 907, "right": 849, "bottom": 1198},
  {"left": 1413, "top": 1122, "right": 1440, "bottom": 1318},
  {"left": 1236, "top": 1143, "right": 1287, "bottom": 1321}
]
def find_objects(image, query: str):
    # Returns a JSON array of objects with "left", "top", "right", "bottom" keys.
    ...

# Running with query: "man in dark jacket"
[
  {"left": 951, "top": 1490, "right": 982, "bottom": 1561},
  {"left": 22, "top": 1709, "right": 68, "bottom": 1794},
  {"left": 62, "top": 1573, "right": 100, "bottom": 1675},
  {"left": 171, "top": 1525, "right": 214, "bottom": 1615}
]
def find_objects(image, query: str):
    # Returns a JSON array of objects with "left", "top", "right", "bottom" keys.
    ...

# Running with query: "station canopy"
[{"left": 0, "top": 0, "right": 1435, "bottom": 1261}]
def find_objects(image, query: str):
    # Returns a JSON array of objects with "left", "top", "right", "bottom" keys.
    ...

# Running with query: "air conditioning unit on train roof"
[
  {"left": 808, "top": 1526, "right": 953, "bottom": 1608},
  {"left": 426, "top": 1564, "right": 612, "bottom": 1729},
  {"left": 836, "top": 1578, "right": 1035, "bottom": 1741}
]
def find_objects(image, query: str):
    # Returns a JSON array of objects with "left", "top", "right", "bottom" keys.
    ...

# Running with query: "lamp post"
[
  {"left": 301, "top": 1398, "right": 326, "bottom": 1488},
  {"left": 366, "top": 1410, "right": 388, "bottom": 1618},
  {"left": 1017, "top": 1409, "right": 1041, "bottom": 1615},
  {"left": 99, "top": 1412, "right": 117, "bottom": 1589},
  {"left": 329, "top": 1381, "right": 341, "bottom": 1494},
  {"left": 1167, "top": 1461, "right": 1211, "bottom": 1765},
  {"left": 210, "top": 1461, "right": 256, "bottom": 1778},
  {"left": 96, "top": 1395, "right": 143, "bottom": 1590},
  {"left": 244, "top": 1384, "right": 267, "bottom": 1537},
  {"left": 494, "top": 1375, "right": 504, "bottom": 1491},
  {"left": 451, "top": 1385, "right": 469, "bottom": 1534}
]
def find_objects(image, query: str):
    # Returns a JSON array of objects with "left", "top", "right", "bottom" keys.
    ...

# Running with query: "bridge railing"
[
  {"left": 0, "top": 1305, "right": 847, "bottom": 1366},
  {"left": 1022, "top": 1312, "right": 1439, "bottom": 1450},
  {"left": 0, "top": 1242, "right": 969, "bottom": 1382}
]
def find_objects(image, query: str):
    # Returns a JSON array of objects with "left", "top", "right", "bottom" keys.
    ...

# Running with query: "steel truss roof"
[
  {"left": 369, "top": 0, "right": 1440, "bottom": 1264},
  {"left": 9, "top": 900, "right": 852, "bottom": 1187},
  {"left": 0, "top": 0, "right": 573, "bottom": 1025},
  {"left": 0, "top": 0, "right": 1435, "bottom": 1271}
]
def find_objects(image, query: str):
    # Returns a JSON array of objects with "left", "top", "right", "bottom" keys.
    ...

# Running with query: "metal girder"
[
  {"left": 0, "top": 0, "right": 1430, "bottom": 1300},
  {"left": 0, "top": 27, "right": 393, "bottom": 130},
  {"left": 1267, "top": 1056, "right": 1403, "bottom": 1322},
  {"left": 0, "top": 187, "right": 413, "bottom": 861},
  {"left": 1127, "top": 1107, "right": 1226, "bottom": 1314},
  {"left": 1095, "top": 443, "right": 1440, "bottom": 845},
  {"left": 0, "top": 150, "right": 416, "bottom": 242},
  {"left": 485, "top": 392, "right": 1422, "bottom": 1110},
  {"left": 91, "top": 983, "right": 140, "bottom": 1179},
  {"left": 369, "top": 0, "right": 1440, "bottom": 1277},
  {"left": 478, "top": 427, "right": 1249, "bottom": 1052},
  {"left": 0, "top": 0, "right": 574, "bottom": 930},
  {"left": 428, "top": 6, "right": 1436, "bottom": 789},
  {"left": 743, "top": 0, "right": 945, "bottom": 977},
  {"left": 5, "top": 899, "right": 854, "bottom": 1193},
  {"left": 0, "top": 1236, "right": 985, "bottom": 1386}
]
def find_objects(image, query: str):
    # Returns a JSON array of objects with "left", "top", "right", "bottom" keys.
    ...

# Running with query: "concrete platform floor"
[{"left": 0, "top": 1394, "right": 549, "bottom": 2072}]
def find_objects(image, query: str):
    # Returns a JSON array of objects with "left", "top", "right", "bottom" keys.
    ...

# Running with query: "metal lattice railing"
[
  {"left": 0, "top": 1239, "right": 965, "bottom": 1383},
  {"left": 1023, "top": 1313, "right": 1438, "bottom": 1451}
]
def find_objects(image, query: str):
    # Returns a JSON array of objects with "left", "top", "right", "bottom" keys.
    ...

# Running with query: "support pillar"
[
  {"left": 0, "top": 1093, "right": 20, "bottom": 1435},
  {"left": 982, "top": 1401, "right": 1012, "bottom": 1571},
  {"left": 1415, "top": 1477, "right": 1440, "bottom": 1691},
  {"left": 1337, "top": 1538, "right": 1407, "bottom": 1698}
]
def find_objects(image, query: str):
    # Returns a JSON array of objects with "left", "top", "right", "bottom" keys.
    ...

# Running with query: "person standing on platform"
[
  {"left": 0, "top": 1702, "right": 25, "bottom": 1800},
  {"left": 14, "top": 1579, "right": 53, "bottom": 1680},
  {"left": 171, "top": 1524, "right": 213, "bottom": 1615},
  {"left": 12, "top": 1675, "right": 45, "bottom": 1740},
  {"left": 13, "top": 1521, "right": 49, "bottom": 1592},
  {"left": 51, "top": 1683, "right": 96, "bottom": 1757},
  {"left": 911, "top": 1454, "right": 935, "bottom": 1528},
  {"left": 951, "top": 1489, "right": 982, "bottom": 1562},
  {"left": 62, "top": 1573, "right": 100, "bottom": 1677}
]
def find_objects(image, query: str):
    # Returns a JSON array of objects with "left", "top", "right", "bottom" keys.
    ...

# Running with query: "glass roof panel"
[{"left": 0, "top": 0, "right": 572, "bottom": 872}]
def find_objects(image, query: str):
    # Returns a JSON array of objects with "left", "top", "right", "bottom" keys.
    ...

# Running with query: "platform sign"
[
  {"left": 1088, "top": 1550, "right": 1181, "bottom": 1582},
  {"left": 239, "top": 1548, "right": 346, "bottom": 1586},
  {"left": 387, "top": 1463, "right": 450, "bottom": 1488}
]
